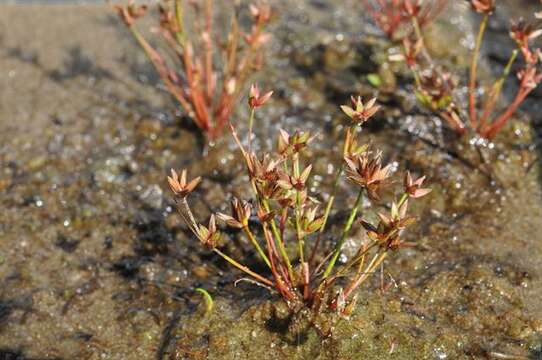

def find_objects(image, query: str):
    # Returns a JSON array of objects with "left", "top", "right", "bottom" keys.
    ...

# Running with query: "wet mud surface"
[{"left": 1, "top": 1, "right": 542, "bottom": 359}]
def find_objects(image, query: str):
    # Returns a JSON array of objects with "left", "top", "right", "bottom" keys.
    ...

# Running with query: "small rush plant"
[
  {"left": 168, "top": 88, "right": 430, "bottom": 314},
  {"left": 367, "top": 0, "right": 542, "bottom": 140},
  {"left": 115, "top": 0, "right": 271, "bottom": 140}
]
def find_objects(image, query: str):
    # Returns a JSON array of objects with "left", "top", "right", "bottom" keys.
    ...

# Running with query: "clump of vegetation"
[
  {"left": 115, "top": 0, "right": 272, "bottom": 140},
  {"left": 365, "top": 0, "right": 542, "bottom": 140},
  {"left": 168, "top": 89, "right": 430, "bottom": 314},
  {"left": 363, "top": 0, "right": 448, "bottom": 40}
]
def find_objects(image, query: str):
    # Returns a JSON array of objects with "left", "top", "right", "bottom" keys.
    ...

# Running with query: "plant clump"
[
  {"left": 115, "top": 0, "right": 272, "bottom": 140},
  {"left": 168, "top": 88, "right": 430, "bottom": 314},
  {"left": 366, "top": 0, "right": 542, "bottom": 140}
]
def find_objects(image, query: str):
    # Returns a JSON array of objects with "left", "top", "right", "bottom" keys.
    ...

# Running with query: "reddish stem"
[{"left": 481, "top": 86, "right": 531, "bottom": 139}]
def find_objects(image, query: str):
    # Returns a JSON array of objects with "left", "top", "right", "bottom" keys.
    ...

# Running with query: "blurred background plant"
[
  {"left": 364, "top": 0, "right": 542, "bottom": 140},
  {"left": 168, "top": 88, "right": 430, "bottom": 315},
  {"left": 114, "top": 0, "right": 272, "bottom": 141}
]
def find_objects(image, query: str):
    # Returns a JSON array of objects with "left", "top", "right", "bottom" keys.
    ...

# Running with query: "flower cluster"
[
  {"left": 168, "top": 88, "right": 429, "bottom": 314},
  {"left": 114, "top": 0, "right": 272, "bottom": 140}
]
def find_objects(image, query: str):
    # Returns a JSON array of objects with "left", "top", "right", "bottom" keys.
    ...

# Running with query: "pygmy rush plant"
[
  {"left": 368, "top": 0, "right": 542, "bottom": 140},
  {"left": 168, "top": 89, "right": 430, "bottom": 314},
  {"left": 115, "top": 0, "right": 271, "bottom": 140}
]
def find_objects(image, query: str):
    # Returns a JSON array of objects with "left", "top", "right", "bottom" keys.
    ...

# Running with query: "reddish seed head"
[
  {"left": 344, "top": 151, "right": 391, "bottom": 200},
  {"left": 167, "top": 169, "right": 202, "bottom": 198},
  {"left": 467, "top": 0, "right": 495, "bottom": 14},
  {"left": 248, "top": 84, "right": 273, "bottom": 109},
  {"left": 404, "top": 171, "right": 432, "bottom": 198}
]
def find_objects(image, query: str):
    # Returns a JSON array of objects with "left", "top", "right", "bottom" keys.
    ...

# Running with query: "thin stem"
[
  {"left": 309, "top": 124, "right": 356, "bottom": 266},
  {"left": 203, "top": 0, "right": 214, "bottom": 104},
  {"left": 262, "top": 222, "right": 295, "bottom": 300},
  {"left": 244, "top": 227, "right": 271, "bottom": 268},
  {"left": 176, "top": 197, "right": 199, "bottom": 234},
  {"left": 343, "top": 251, "right": 388, "bottom": 299},
  {"left": 440, "top": 108, "right": 466, "bottom": 135},
  {"left": 314, "top": 125, "right": 356, "bottom": 238},
  {"left": 411, "top": 17, "right": 432, "bottom": 65},
  {"left": 262, "top": 198, "right": 295, "bottom": 281},
  {"left": 469, "top": 14, "right": 489, "bottom": 129},
  {"left": 174, "top": 0, "right": 186, "bottom": 46},
  {"left": 248, "top": 108, "right": 255, "bottom": 152},
  {"left": 295, "top": 191, "right": 305, "bottom": 263},
  {"left": 323, "top": 187, "right": 365, "bottom": 278},
  {"left": 332, "top": 240, "right": 379, "bottom": 279},
  {"left": 355, "top": 245, "right": 368, "bottom": 277},
  {"left": 483, "top": 86, "right": 531, "bottom": 139},
  {"left": 479, "top": 49, "right": 518, "bottom": 130},
  {"left": 410, "top": 66, "right": 422, "bottom": 89},
  {"left": 129, "top": 25, "right": 197, "bottom": 127},
  {"left": 213, "top": 248, "right": 273, "bottom": 287},
  {"left": 398, "top": 193, "right": 409, "bottom": 208},
  {"left": 230, "top": 123, "right": 294, "bottom": 280},
  {"left": 293, "top": 154, "right": 305, "bottom": 264}
]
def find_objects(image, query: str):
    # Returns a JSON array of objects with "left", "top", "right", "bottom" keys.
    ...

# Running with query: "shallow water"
[{"left": 1, "top": 1, "right": 542, "bottom": 359}]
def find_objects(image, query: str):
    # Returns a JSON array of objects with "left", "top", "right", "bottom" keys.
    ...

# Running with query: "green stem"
[
  {"left": 398, "top": 193, "right": 409, "bottom": 208},
  {"left": 343, "top": 251, "right": 388, "bottom": 299},
  {"left": 323, "top": 187, "right": 365, "bottom": 278},
  {"left": 469, "top": 14, "right": 489, "bottom": 129},
  {"left": 262, "top": 198, "right": 295, "bottom": 281},
  {"left": 411, "top": 17, "right": 432, "bottom": 65},
  {"left": 411, "top": 67, "right": 422, "bottom": 89},
  {"left": 335, "top": 241, "right": 379, "bottom": 278},
  {"left": 174, "top": 0, "right": 186, "bottom": 46},
  {"left": 244, "top": 227, "right": 271, "bottom": 269},
  {"left": 318, "top": 124, "right": 356, "bottom": 235},
  {"left": 213, "top": 248, "right": 273, "bottom": 287},
  {"left": 293, "top": 155, "right": 305, "bottom": 263},
  {"left": 479, "top": 49, "right": 518, "bottom": 130},
  {"left": 248, "top": 108, "right": 255, "bottom": 152}
]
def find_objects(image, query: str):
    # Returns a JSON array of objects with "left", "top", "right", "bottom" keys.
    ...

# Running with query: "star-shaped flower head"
[
  {"left": 248, "top": 84, "right": 273, "bottom": 109},
  {"left": 344, "top": 150, "right": 391, "bottom": 200},
  {"left": 168, "top": 169, "right": 202, "bottom": 198},
  {"left": 217, "top": 198, "right": 252, "bottom": 229},
  {"left": 404, "top": 171, "right": 431, "bottom": 198},
  {"left": 340, "top": 96, "right": 380, "bottom": 125}
]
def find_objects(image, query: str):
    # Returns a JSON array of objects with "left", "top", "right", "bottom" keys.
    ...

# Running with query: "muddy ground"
[{"left": 1, "top": 1, "right": 542, "bottom": 359}]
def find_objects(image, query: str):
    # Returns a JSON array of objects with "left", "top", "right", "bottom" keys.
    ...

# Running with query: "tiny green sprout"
[
  {"left": 195, "top": 288, "right": 214, "bottom": 315},
  {"left": 367, "top": 73, "right": 382, "bottom": 88}
]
